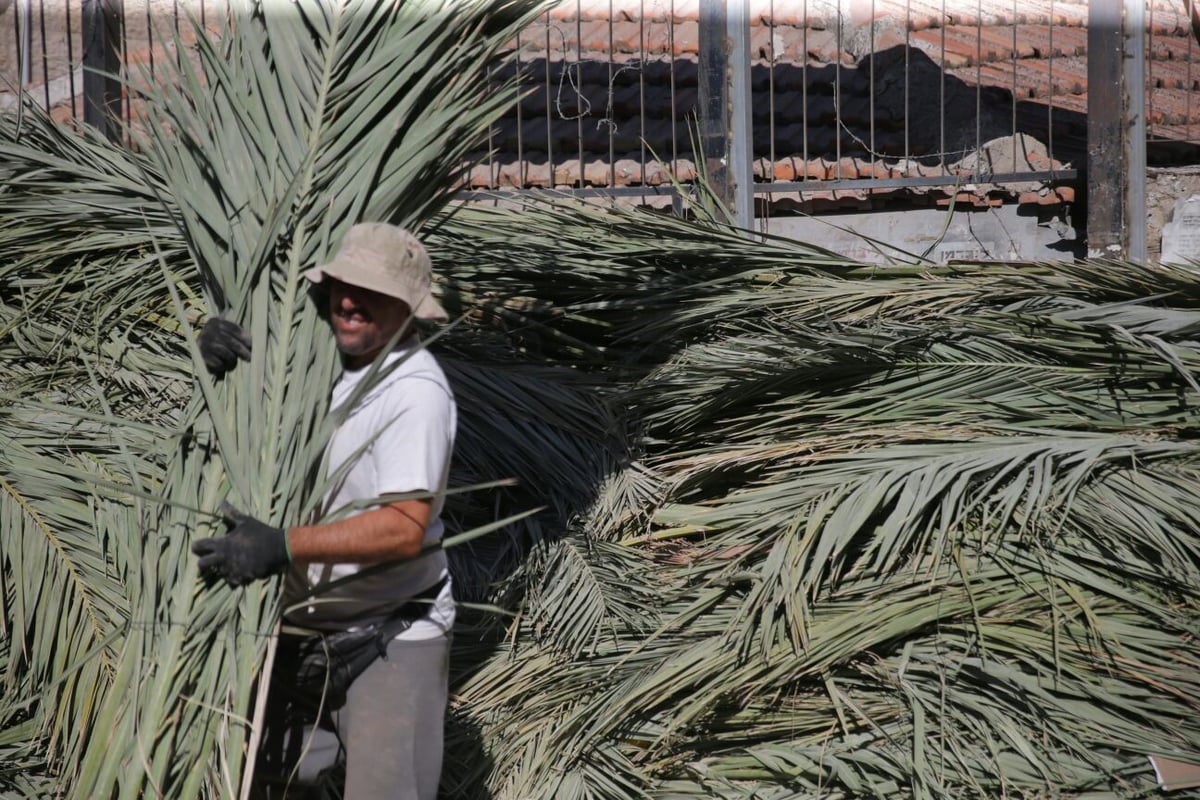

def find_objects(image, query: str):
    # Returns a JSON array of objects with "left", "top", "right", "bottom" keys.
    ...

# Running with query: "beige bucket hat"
[{"left": 303, "top": 223, "right": 448, "bottom": 322}]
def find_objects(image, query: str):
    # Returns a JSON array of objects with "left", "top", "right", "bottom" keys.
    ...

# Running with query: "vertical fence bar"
[
  {"left": 1190, "top": 0, "right": 1196, "bottom": 141},
  {"left": 67, "top": 0, "right": 77, "bottom": 118},
  {"left": 82, "top": 0, "right": 122, "bottom": 140},
  {"left": 728, "top": 0, "right": 753, "bottom": 228},
  {"left": 1147, "top": 0, "right": 1155, "bottom": 136},
  {"left": 670, "top": 0, "right": 680, "bottom": 212},
  {"left": 607, "top": 0, "right": 615, "bottom": 190},
  {"left": 698, "top": 0, "right": 729, "bottom": 204},
  {"left": 37, "top": 0, "right": 49, "bottom": 110},
  {"left": 544, "top": 14, "right": 553, "bottom": 188},
  {"left": 638, "top": 0, "right": 646, "bottom": 187},
  {"left": 904, "top": 0, "right": 911, "bottom": 167},
  {"left": 939, "top": 0, "right": 946, "bottom": 162},
  {"left": 1047, "top": 0, "right": 1055, "bottom": 165},
  {"left": 833, "top": 6, "right": 842, "bottom": 177},
  {"left": 19, "top": 0, "right": 31, "bottom": 89},
  {"left": 513, "top": 34, "right": 522, "bottom": 189},
  {"left": 974, "top": 0, "right": 982, "bottom": 170},
  {"left": 575, "top": 2, "right": 582, "bottom": 188},
  {"left": 668, "top": 0, "right": 677, "bottom": 184},
  {"left": 1010, "top": 0, "right": 1017, "bottom": 171},
  {"left": 869, "top": 0, "right": 876, "bottom": 172},
  {"left": 801, "top": 0, "right": 808, "bottom": 172},
  {"left": 145, "top": 0, "right": 154, "bottom": 82},
  {"left": 118, "top": 0, "right": 128, "bottom": 135},
  {"left": 1126, "top": 0, "right": 1147, "bottom": 261},
  {"left": 767, "top": 0, "right": 777, "bottom": 224}
]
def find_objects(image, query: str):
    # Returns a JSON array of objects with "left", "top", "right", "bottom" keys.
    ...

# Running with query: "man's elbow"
[{"left": 381, "top": 501, "right": 432, "bottom": 560}]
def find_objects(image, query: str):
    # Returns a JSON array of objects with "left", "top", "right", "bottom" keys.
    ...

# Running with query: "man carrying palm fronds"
[{"left": 192, "top": 223, "right": 457, "bottom": 800}]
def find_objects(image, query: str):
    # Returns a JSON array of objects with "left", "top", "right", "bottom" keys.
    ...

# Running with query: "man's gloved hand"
[
  {"left": 192, "top": 502, "right": 290, "bottom": 587},
  {"left": 197, "top": 318, "right": 252, "bottom": 376}
]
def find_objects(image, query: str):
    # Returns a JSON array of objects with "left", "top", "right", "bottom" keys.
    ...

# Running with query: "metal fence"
[
  {"left": 4, "top": 1, "right": 1199, "bottom": 216},
  {"left": 1, "top": 0, "right": 222, "bottom": 130}
]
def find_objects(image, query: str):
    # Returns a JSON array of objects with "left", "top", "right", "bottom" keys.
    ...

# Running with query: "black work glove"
[
  {"left": 197, "top": 318, "right": 252, "bottom": 376},
  {"left": 192, "top": 502, "right": 289, "bottom": 587}
]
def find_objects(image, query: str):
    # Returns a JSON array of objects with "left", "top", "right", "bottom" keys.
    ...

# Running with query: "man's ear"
[{"left": 309, "top": 283, "right": 331, "bottom": 322}]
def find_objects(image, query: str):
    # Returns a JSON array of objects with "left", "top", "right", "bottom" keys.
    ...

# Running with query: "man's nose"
[{"left": 332, "top": 285, "right": 359, "bottom": 307}]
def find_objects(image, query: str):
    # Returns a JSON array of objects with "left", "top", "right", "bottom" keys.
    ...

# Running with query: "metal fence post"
[
  {"left": 1087, "top": 0, "right": 1146, "bottom": 261},
  {"left": 82, "top": 0, "right": 122, "bottom": 140},
  {"left": 698, "top": 0, "right": 754, "bottom": 229},
  {"left": 727, "top": 0, "right": 754, "bottom": 231},
  {"left": 698, "top": 0, "right": 731, "bottom": 215},
  {"left": 1124, "top": 0, "right": 1147, "bottom": 263}
]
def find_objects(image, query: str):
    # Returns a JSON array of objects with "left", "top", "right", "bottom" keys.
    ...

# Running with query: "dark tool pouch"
[{"left": 278, "top": 577, "right": 446, "bottom": 718}]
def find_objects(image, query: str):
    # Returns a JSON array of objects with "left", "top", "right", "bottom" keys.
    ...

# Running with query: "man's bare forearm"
[{"left": 287, "top": 499, "right": 432, "bottom": 564}]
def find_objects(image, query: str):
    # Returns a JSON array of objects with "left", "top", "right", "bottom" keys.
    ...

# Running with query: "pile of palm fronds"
[
  {"left": 429, "top": 200, "right": 1200, "bottom": 799},
  {"left": 4, "top": 1, "right": 1200, "bottom": 798}
]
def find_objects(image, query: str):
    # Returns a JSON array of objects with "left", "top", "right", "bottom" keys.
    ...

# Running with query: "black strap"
[{"left": 373, "top": 576, "right": 449, "bottom": 656}]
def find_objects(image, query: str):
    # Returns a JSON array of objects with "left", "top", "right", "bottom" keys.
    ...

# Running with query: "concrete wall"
[{"left": 764, "top": 203, "right": 1080, "bottom": 265}]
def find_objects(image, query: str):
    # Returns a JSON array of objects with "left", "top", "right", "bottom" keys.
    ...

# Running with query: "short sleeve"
[{"left": 369, "top": 373, "right": 455, "bottom": 499}]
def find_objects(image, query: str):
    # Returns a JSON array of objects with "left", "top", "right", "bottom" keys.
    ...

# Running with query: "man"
[{"left": 191, "top": 223, "right": 457, "bottom": 800}]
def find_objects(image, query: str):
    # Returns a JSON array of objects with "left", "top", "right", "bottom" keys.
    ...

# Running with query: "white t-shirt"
[{"left": 283, "top": 341, "right": 457, "bottom": 641}]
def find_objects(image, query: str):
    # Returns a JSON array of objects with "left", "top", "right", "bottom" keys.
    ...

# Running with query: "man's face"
[{"left": 327, "top": 278, "right": 412, "bottom": 368}]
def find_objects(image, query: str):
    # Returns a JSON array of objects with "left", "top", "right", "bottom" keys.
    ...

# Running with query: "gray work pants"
[{"left": 256, "top": 633, "right": 451, "bottom": 800}]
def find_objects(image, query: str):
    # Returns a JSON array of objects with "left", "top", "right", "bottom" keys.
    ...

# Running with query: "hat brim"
[{"left": 304, "top": 264, "right": 449, "bottom": 322}]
